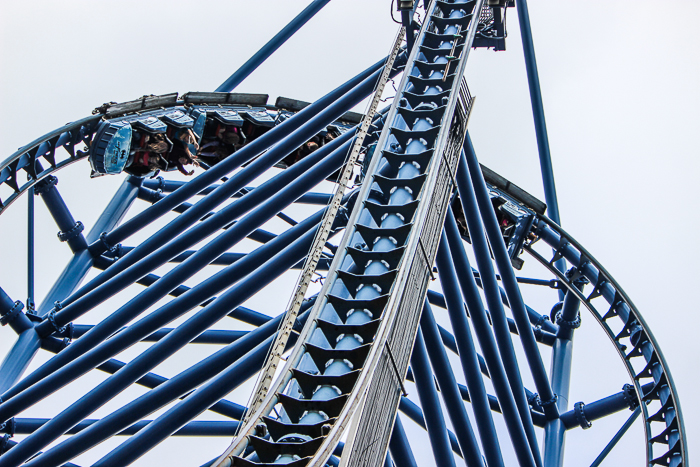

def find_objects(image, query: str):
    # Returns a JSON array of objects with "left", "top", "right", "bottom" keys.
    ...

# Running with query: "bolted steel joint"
[
  {"left": 57, "top": 221, "right": 85, "bottom": 242},
  {"left": 45, "top": 306, "right": 67, "bottom": 335},
  {"left": 622, "top": 383, "right": 639, "bottom": 410},
  {"left": 555, "top": 310, "right": 581, "bottom": 329},
  {"left": 549, "top": 301, "right": 563, "bottom": 322},
  {"left": 527, "top": 392, "right": 542, "bottom": 411},
  {"left": 0, "top": 301, "right": 24, "bottom": 327},
  {"left": 574, "top": 401, "right": 592, "bottom": 429},
  {"left": 0, "top": 434, "right": 12, "bottom": 455},
  {"left": 0, "top": 418, "right": 15, "bottom": 437},
  {"left": 540, "top": 393, "right": 558, "bottom": 409},
  {"left": 33, "top": 175, "right": 58, "bottom": 196}
]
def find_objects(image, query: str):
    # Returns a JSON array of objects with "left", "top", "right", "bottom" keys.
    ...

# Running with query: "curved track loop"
[
  {"left": 526, "top": 216, "right": 687, "bottom": 467},
  {"left": 0, "top": 116, "right": 100, "bottom": 214}
]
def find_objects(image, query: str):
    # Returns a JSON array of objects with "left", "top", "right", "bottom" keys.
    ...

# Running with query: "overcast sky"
[{"left": 1, "top": 1, "right": 698, "bottom": 465}]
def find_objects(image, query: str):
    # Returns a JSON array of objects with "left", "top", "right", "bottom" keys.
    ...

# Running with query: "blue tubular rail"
[
  {"left": 0, "top": 194, "right": 337, "bottom": 422},
  {"left": 410, "top": 330, "right": 458, "bottom": 467},
  {"left": 515, "top": 0, "right": 560, "bottom": 226},
  {"left": 0, "top": 225, "right": 323, "bottom": 466},
  {"left": 463, "top": 141, "right": 558, "bottom": 419},
  {"left": 388, "top": 415, "right": 418, "bottom": 467},
  {"left": 420, "top": 299, "right": 491, "bottom": 467},
  {"left": 216, "top": 0, "right": 332, "bottom": 93},
  {"left": 0, "top": 136, "right": 351, "bottom": 406},
  {"left": 526, "top": 216, "right": 688, "bottom": 467},
  {"left": 455, "top": 152, "right": 543, "bottom": 466}
]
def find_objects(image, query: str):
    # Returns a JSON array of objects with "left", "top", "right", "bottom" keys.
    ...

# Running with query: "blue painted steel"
[
  {"left": 0, "top": 178, "right": 139, "bottom": 395},
  {"left": 419, "top": 301, "right": 489, "bottom": 467},
  {"left": 36, "top": 129, "right": 354, "bottom": 336},
  {"left": 515, "top": 0, "right": 560, "bottom": 226},
  {"left": 22, "top": 311, "right": 307, "bottom": 466},
  {"left": 410, "top": 330, "right": 457, "bottom": 467},
  {"left": 10, "top": 418, "right": 240, "bottom": 437},
  {"left": 0, "top": 227, "right": 320, "bottom": 466},
  {"left": 215, "top": 0, "right": 332, "bottom": 92},
  {"left": 141, "top": 179, "right": 333, "bottom": 205},
  {"left": 454, "top": 155, "right": 543, "bottom": 466},
  {"left": 589, "top": 408, "right": 641, "bottom": 467},
  {"left": 34, "top": 175, "right": 87, "bottom": 253},
  {"left": 90, "top": 53, "right": 392, "bottom": 259},
  {"left": 463, "top": 141, "right": 558, "bottom": 420},
  {"left": 543, "top": 280, "right": 584, "bottom": 467},
  {"left": 59, "top": 64, "right": 397, "bottom": 320},
  {"left": 0, "top": 201, "right": 328, "bottom": 414},
  {"left": 559, "top": 383, "right": 646, "bottom": 430},
  {"left": 388, "top": 415, "right": 418, "bottom": 467},
  {"left": 27, "top": 187, "right": 35, "bottom": 312},
  {"left": 87, "top": 336, "right": 284, "bottom": 467},
  {"left": 398, "top": 396, "right": 462, "bottom": 457}
]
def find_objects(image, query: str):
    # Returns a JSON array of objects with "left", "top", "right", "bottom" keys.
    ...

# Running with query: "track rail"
[
  {"left": 525, "top": 216, "right": 687, "bottom": 467},
  {"left": 0, "top": 116, "right": 100, "bottom": 214},
  {"left": 215, "top": 1, "right": 482, "bottom": 466}
]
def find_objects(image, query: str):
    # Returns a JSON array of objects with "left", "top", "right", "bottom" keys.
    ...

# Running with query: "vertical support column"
[
  {"left": 543, "top": 273, "right": 585, "bottom": 467},
  {"left": 27, "top": 187, "right": 35, "bottom": 312}
]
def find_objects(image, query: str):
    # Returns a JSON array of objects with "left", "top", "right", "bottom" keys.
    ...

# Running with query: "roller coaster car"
[
  {"left": 89, "top": 92, "right": 364, "bottom": 179},
  {"left": 89, "top": 108, "right": 202, "bottom": 178}
]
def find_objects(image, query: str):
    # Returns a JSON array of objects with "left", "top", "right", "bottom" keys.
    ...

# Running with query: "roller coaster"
[{"left": 0, "top": 1, "right": 689, "bottom": 466}]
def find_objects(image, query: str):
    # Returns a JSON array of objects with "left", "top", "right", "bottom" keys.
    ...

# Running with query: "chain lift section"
[
  {"left": 242, "top": 25, "right": 406, "bottom": 424},
  {"left": 213, "top": 1, "right": 481, "bottom": 466}
]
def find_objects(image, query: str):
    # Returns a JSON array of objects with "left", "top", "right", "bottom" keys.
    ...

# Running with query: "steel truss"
[{"left": 0, "top": 1, "right": 687, "bottom": 467}]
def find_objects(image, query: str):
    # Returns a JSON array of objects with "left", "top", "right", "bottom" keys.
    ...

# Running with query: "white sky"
[{"left": 0, "top": 1, "right": 698, "bottom": 465}]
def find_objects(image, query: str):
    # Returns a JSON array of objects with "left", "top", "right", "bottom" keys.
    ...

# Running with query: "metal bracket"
[
  {"left": 0, "top": 301, "right": 24, "bottom": 327},
  {"left": 622, "top": 383, "right": 639, "bottom": 411},
  {"left": 33, "top": 175, "right": 58, "bottom": 196},
  {"left": 57, "top": 221, "right": 84, "bottom": 243},
  {"left": 574, "top": 401, "right": 592, "bottom": 429}
]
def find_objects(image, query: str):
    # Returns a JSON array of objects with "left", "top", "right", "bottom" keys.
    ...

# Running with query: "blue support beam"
[
  {"left": 43, "top": 127, "right": 354, "bottom": 334},
  {"left": 21, "top": 309, "right": 309, "bottom": 467},
  {"left": 86, "top": 336, "right": 283, "bottom": 467},
  {"left": 420, "top": 301, "right": 489, "bottom": 467},
  {"left": 8, "top": 418, "right": 241, "bottom": 437},
  {"left": 27, "top": 186, "right": 35, "bottom": 312},
  {"left": 454, "top": 156, "right": 543, "bottom": 466},
  {"left": 85, "top": 51, "right": 397, "bottom": 267},
  {"left": 543, "top": 275, "right": 585, "bottom": 467},
  {"left": 410, "top": 331, "right": 457, "bottom": 467},
  {"left": 515, "top": 0, "right": 560, "bottom": 226},
  {"left": 0, "top": 205, "right": 326, "bottom": 420},
  {"left": 388, "top": 415, "right": 418, "bottom": 467},
  {"left": 0, "top": 226, "right": 319, "bottom": 466},
  {"left": 462, "top": 141, "right": 558, "bottom": 421},
  {"left": 0, "top": 178, "right": 139, "bottom": 395},
  {"left": 398, "top": 397, "right": 462, "bottom": 458},
  {"left": 215, "top": 0, "right": 332, "bottom": 92},
  {"left": 589, "top": 408, "right": 641, "bottom": 467}
]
